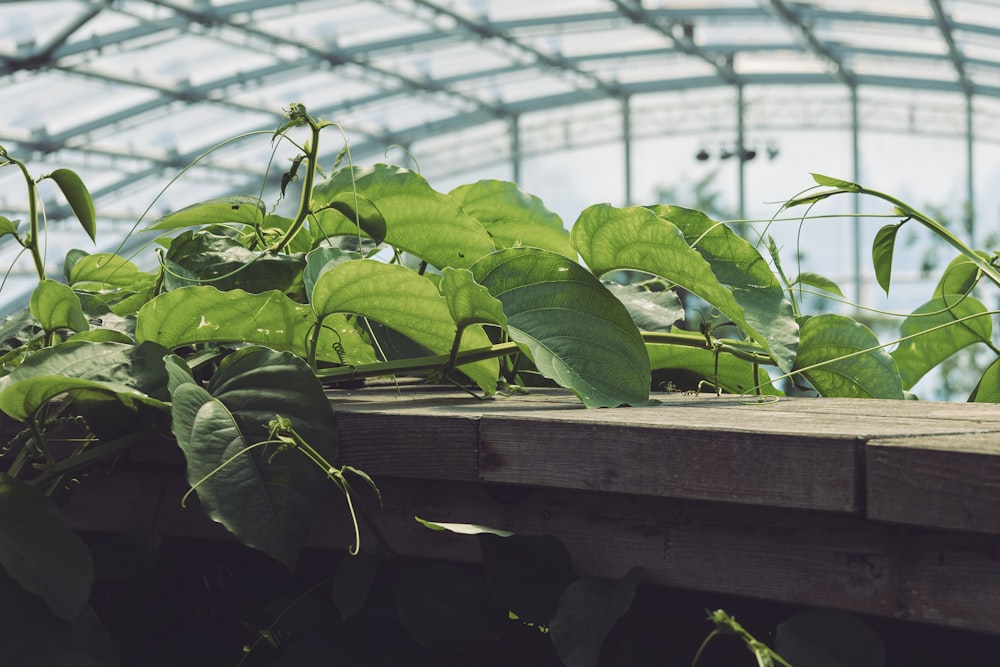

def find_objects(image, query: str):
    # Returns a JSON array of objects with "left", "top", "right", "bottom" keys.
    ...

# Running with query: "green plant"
[{"left": 0, "top": 104, "right": 997, "bottom": 663}]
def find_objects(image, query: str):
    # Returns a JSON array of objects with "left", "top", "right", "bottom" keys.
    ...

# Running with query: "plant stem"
[
  {"left": 2, "top": 152, "right": 46, "bottom": 281},
  {"left": 270, "top": 106, "right": 322, "bottom": 254}
]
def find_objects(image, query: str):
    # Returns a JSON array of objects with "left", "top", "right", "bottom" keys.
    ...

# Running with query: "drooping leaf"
[
  {"left": 572, "top": 204, "right": 793, "bottom": 373},
  {"left": 549, "top": 567, "right": 642, "bottom": 667},
  {"left": 606, "top": 283, "right": 683, "bottom": 333},
  {"left": 169, "top": 349, "right": 335, "bottom": 570},
  {"left": 890, "top": 294, "right": 992, "bottom": 390},
  {"left": 310, "top": 260, "right": 498, "bottom": 393},
  {"left": 144, "top": 195, "right": 266, "bottom": 231},
  {"left": 414, "top": 517, "right": 513, "bottom": 537},
  {"left": 449, "top": 180, "right": 575, "bottom": 258},
  {"left": 46, "top": 169, "right": 96, "bottom": 243},
  {"left": 311, "top": 164, "right": 495, "bottom": 269},
  {"left": 775, "top": 609, "right": 885, "bottom": 667},
  {"left": 791, "top": 271, "right": 844, "bottom": 297},
  {"left": 933, "top": 252, "right": 989, "bottom": 298},
  {"left": 162, "top": 230, "right": 306, "bottom": 299},
  {"left": 872, "top": 222, "right": 904, "bottom": 296},
  {"left": 648, "top": 343, "right": 781, "bottom": 396},
  {"left": 0, "top": 473, "right": 93, "bottom": 622},
  {"left": 135, "top": 286, "right": 375, "bottom": 366},
  {"left": 29, "top": 280, "right": 89, "bottom": 334},
  {"left": 794, "top": 314, "right": 903, "bottom": 399},
  {"left": 472, "top": 247, "right": 651, "bottom": 407},
  {"left": 970, "top": 357, "right": 1000, "bottom": 403},
  {"left": 480, "top": 533, "right": 576, "bottom": 625},
  {"left": 439, "top": 267, "right": 507, "bottom": 330},
  {"left": 0, "top": 341, "right": 170, "bottom": 421}
]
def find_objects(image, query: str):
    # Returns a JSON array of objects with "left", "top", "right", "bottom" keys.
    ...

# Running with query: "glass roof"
[{"left": 2, "top": 0, "right": 1000, "bottom": 312}]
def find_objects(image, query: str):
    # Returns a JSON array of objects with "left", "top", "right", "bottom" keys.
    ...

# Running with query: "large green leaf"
[
  {"left": 29, "top": 280, "right": 89, "bottom": 334},
  {"left": 572, "top": 204, "right": 795, "bottom": 373},
  {"left": 606, "top": 283, "right": 684, "bottom": 333},
  {"left": 439, "top": 267, "right": 507, "bottom": 331},
  {"left": 135, "top": 287, "right": 375, "bottom": 366},
  {"left": 310, "top": 260, "right": 498, "bottom": 393},
  {"left": 168, "top": 350, "right": 334, "bottom": 569},
  {"left": 0, "top": 473, "right": 93, "bottom": 622},
  {"left": 449, "top": 180, "right": 575, "bottom": 259},
  {"left": 472, "top": 247, "right": 650, "bottom": 407},
  {"left": 311, "top": 164, "right": 495, "bottom": 269},
  {"left": 0, "top": 341, "right": 170, "bottom": 421},
  {"left": 303, "top": 247, "right": 360, "bottom": 302},
  {"left": 794, "top": 315, "right": 903, "bottom": 399},
  {"left": 890, "top": 294, "right": 993, "bottom": 390},
  {"left": 162, "top": 230, "right": 305, "bottom": 299},
  {"left": 549, "top": 567, "right": 642, "bottom": 667},
  {"left": 144, "top": 195, "right": 266, "bottom": 231},
  {"left": 650, "top": 205, "right": 798, "bottom": 372}
]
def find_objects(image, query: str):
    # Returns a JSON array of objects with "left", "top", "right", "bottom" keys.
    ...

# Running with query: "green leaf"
[
  {"left": 439, "top": 267, "right": 507, "bottom": 330},
  {"left": 606, "top": 283, "right": 683, "bottom": 332},
  {"left": 170, "top": 348, "right": 335, "bottom": 569},
  {"left": 46, "top": 169, "right": 96, "bottom": 243},
  {"left": 890, "top": 295, "right": 992, "bottom": 390},
  {"left": 549, "top": 567, "right": 642, "bottom": 667},
  {"left": 135, "top": 286, "right": 375, "bottom": 366},
  {"left": 811, "top": 173, "right": 860, "bottom": 190},
  {"left": 472, "top": 247, "right": 651, "bottom": 407},
  {"left": 322, "top": 192, "right": 387, "bottom": 245},
  {"left": 311, "top": 164, "right": 495, "bottom": 269},
  {"left": 872, "top": 222, "right": 904, "bottom": 296},
  {"left": 310, "top": 260, "right": 497, "bottom": 393},
  {"left": 572, "top": 204, "right": 794, "bottom": 373},
  {"left": 303, "top": 247, "right": 360, "bottom": 303},
  {"left": 144, "top": 195, "right": 266, "bottom": 231},
  {"left": 794, "top": 315, "right": 903, "bottom": 399},
  {"left": 933, "top": 252, "right": 989, "bottom": 298},
  {"left": 449, "top": 180, "right": 575, "bottom": 258},
  {"left": 0, "top": 473, "right": 93, "bottom": 622},
  {"left": 0, "top": 215, "right": 19, "bottom": 238},
  {"left": 162, "top": 230, "right": 306, "bottom": 299},
  {"left": 29, "top": 280, "right": 89, "bottom": 333},
  {"left": 791, "top": 272, "right": 844, "bottom": 297},
  {"left": 775, "top": 609, "right": 885, "bottom": 667},
  {"left": 970, "top": 357, "right": 1000, "bottom": 403},
  {"left": 648, "top": 343, "right": 781, "bottom": 396},
  {"left": 0, "top": 341, "right": 170, "bottom": 421},
  {"left": 651, "top": 205, "right": 798, "bottom": 371},
  {"left": 68, "top": 253, "right": 155, "bottom": 292}
]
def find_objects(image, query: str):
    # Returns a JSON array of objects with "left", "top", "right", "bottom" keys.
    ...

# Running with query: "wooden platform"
[{"left": 63, "top": 387, "right": 1000, "bottom": 636}]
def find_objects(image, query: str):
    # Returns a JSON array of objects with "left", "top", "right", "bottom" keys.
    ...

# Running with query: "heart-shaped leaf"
[
  {"left": 890, "top": 295, "right": 992, "bottom": 390},
  {"left": 439, "top": 268, "right": 507, "bottom": 331},
  {"left": 472, "top": 247, "right": 651, "bottom": 407},
  {"left": 933, "top": 252, "right": 989, "bottom": 298},
  {"left": 68, "top": 253, "right": 156, "bottom": 292},
  {"left": 794, "top": 314, "right": 903, "bottom": 399}
]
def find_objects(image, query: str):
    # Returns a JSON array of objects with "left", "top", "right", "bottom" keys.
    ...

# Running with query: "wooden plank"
[
  {"left": 479, "top": 416, "right": 860, "bottom": 512},
  {"left": 867, "top": 433, "right": 1000, "bottom": 534}
]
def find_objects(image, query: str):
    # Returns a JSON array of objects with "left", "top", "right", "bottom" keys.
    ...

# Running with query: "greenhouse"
[{"left": 1, "top": 1, "right": 1000, "bottom": 665}]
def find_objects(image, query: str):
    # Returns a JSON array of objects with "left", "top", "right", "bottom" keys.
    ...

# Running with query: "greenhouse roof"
[{"left": 2, "top": 0, "right": 1000, "bottom": 309}]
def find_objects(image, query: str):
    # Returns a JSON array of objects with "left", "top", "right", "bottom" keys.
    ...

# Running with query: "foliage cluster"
[{"left": 0, "top": 104, "right": 997, "bottom": 664}]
